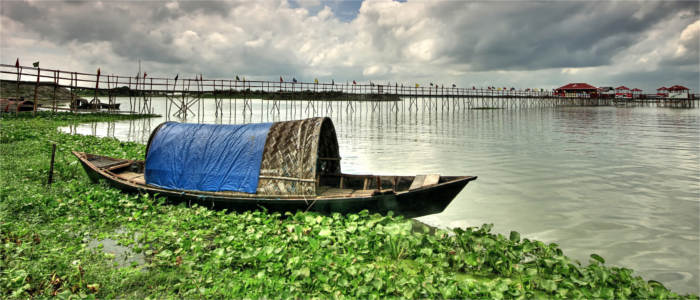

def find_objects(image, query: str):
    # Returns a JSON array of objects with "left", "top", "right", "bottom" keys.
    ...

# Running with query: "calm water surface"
[{"left": 61, "top": 97, "right": 700, "bottom": 294}]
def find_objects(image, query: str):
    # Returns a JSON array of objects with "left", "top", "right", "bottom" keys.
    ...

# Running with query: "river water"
[{"left": 61, "top": 97, "right": 699, "bottom": 294}]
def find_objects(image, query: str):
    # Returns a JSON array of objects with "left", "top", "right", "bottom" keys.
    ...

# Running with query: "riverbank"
[
  {"left": 0, "top": 80, "right": 85, "bottom": 104},
  {"left": 0, "top": 112, "right": 697, "bottom": 298}
]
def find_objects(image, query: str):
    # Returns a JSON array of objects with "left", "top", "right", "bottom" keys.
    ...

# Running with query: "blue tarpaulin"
[{"left": 145, "top": 122, "right": 272, "bottom": 193}]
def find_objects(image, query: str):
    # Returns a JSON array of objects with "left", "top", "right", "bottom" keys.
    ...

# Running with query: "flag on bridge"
[
  {"left": 353, "top": 80, "right": 356, "bottom": 85},
  {"left": 452, "top": 84, "right": 456, "bottom": 88},
  {"left": 292, "top": 78, "right": 297, "bottom": 83},
  {"left": 314, "top": 78, "right": 318, "bottom": 84},
  {"left": 144, "top": 72, "right": 147, "bottom": 79},
  {"left": 280, "top": 76, "right": 283, "bottom": 83},
  {"left": 235, "top": 75, "right": 240, "bottom": 81},
  {"left": 33, "top": 61, "right": 39, "bottom": 68}
]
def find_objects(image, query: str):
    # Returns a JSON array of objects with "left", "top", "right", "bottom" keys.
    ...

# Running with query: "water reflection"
[{"left": 59, "top": 97, "right": 700, "bottom": 294}]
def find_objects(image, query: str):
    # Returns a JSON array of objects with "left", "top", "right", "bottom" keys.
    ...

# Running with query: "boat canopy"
[{"left": 145, "top": 117, "right": 340, "bottom": 195}]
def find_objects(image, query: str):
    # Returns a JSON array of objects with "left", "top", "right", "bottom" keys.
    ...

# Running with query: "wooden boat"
[
  {"left": 72, "top": 118, "right": 476, "bottom": 217},
  {"left": 0, "top": 98, "right": 35, "bottom": 112},
  {"left": 71, "top": 98, "right": 120, "bottom": 110},
  {"left": 98, "top": 102, "right": 121, "bottom": 110}
]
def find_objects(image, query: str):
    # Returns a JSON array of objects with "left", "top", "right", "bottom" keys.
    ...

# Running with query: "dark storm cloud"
[
  {"left": 430, "top": 1, "right": 696, "bottom": 71},
  {"left": 3, "top": 1, "right": 131, "bottom": 42},
  {"left": 111, "top": 33, "right": 185, "bottom": 65},
  {"left": 2, "top": 1, "right": 186, "bottom": 63},
  {"left": 1, "top": 0, "right": 40, "bottom": 20}
]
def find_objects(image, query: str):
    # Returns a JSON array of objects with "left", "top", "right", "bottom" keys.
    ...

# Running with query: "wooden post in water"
[
  {"left": 15, "top": 63, "right": 21, "bottom": 99},
  {"left": 70, "top": 72, "right": 76, "bottom": 113},
  {"left": 33, "top": 67, "right": 40, "bottom": 116},
  {"left": 94, "top": 68, "right": 101, "bottom": 112},
  {"left": 52, "top": 71, "right": 58, "bottom": 113}
]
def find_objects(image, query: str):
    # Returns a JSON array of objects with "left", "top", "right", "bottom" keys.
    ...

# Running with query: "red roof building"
[
  {"left": 667, "top": 85, "right": 690, "bottom": 98},
  {"left": 555, "top": 83, "right": 597, "bottom": 97},
  {"left": 557, "top": 83, "right": 597, "bottom": 91},
  {"left": 615, "top": 86, "right": 632, "bottom": 99},
  {"left": 668, "top": 85, "right": 689, "bottom": 91}
]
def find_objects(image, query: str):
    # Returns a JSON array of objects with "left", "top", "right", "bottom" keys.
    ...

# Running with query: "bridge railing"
[{"left": 1, "top": 63, "right": 558, "bottom": 98}]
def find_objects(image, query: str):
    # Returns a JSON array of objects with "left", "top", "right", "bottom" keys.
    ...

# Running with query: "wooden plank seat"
[
  {"left": 317, "top": 187, "right": 378, "bottom": 198},
  {"left": 87, "top": 157, "right": 130, "bottom": 169},
  {"left": 116, "top": 171, "right": 145, "bottom": 185},
  {"left": 409, "top": 174, "right": 440, "bottom": 190}
]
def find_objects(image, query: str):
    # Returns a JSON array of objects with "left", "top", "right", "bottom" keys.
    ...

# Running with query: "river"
[{"left": 61, "top": 97, "right": 699, "bottom": 294}]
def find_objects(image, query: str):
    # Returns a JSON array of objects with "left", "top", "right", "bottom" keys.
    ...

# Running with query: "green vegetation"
[{"left": 1, "top": 112, "right": 697, "bottom": 299}]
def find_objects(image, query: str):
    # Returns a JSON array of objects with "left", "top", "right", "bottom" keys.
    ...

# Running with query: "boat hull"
[{"left": 74, "top": 151, "right": 475, "bottom": 217}]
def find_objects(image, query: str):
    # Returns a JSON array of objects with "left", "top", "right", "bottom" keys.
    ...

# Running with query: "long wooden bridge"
[{"left": 1, "top": 63, "right": 696, "bottom": 118}]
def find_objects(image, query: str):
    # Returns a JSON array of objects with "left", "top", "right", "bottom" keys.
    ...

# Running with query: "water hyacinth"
[{"left": 0, "top": 112, "right": 697, "bottom": 299}]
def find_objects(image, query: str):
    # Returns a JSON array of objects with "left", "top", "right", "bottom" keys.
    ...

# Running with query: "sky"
[{"left": 1, "top": 0, "right": 698, "bottom": 92}]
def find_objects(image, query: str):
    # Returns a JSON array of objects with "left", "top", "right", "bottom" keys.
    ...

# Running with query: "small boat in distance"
[
  {"left": 71, "top": 98, "right": 121, "bottom": 110},
  {"left": 72, "top": 117, "right": 476, "bottom": 217}
]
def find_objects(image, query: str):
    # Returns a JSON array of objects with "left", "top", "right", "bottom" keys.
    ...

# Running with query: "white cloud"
[
  {"left": 0, "top": 0, "right": 697, "bottom": 92},
  {"left": 675, "top": 20, "right": 699, "bottom": 59}
]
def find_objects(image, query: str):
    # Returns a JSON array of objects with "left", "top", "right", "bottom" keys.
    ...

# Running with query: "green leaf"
[
  {"left": 294, "top": 267, "right": 310, "bottom": 278},
  {"left": 346, "top": 224, "right": 357, "bottom": 233},
  {"left": 540, "top": 279, "right": 557, "bottom": 292},
  {"left": 509, "top": 231, "right": 520, "bottom": 243},
  {"left": 590, "top": 253, "right": 605, "bottom": 264},
  {"left": 466, "top": 252, "right": 478, "bottom": 266},
  {"left": 157, "top": 249, "right": 173, "bottom": 259},
  {"left": 318, "top": 228, "right": 332, "bottom": 237}
]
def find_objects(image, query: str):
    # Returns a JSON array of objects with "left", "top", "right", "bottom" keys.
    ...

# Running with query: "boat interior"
[{"left": 82, "top": 153, "right": 463, "bottom": 198}]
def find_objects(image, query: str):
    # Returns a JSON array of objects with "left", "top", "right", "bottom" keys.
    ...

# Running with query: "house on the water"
[
  {"left": 668, "top": 85, "right": 689, "bottom": 99},
  {"left": 598, "top": 86, "right": 615, "bottom": 98},
  {"left": 615, "top": 86, "right": 632, "bottom": 99},
  {"left": 555, "top": 83, "right": 597, "bottom": 97},
  {"left": 631, "top": 88, "right": 643, "bottom": 99},
  {"left": 657, "top": 87, "right": 669, "bottom": 98}
]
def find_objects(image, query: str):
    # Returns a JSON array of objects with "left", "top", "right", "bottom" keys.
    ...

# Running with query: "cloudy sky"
[{"left": 1, "top": 0, "right": 698, "bottom": 91}]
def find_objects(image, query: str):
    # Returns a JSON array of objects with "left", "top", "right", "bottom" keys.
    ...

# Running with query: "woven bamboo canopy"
[{"left": 257, "top": 117, "right": 340, "bottom": 196}]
